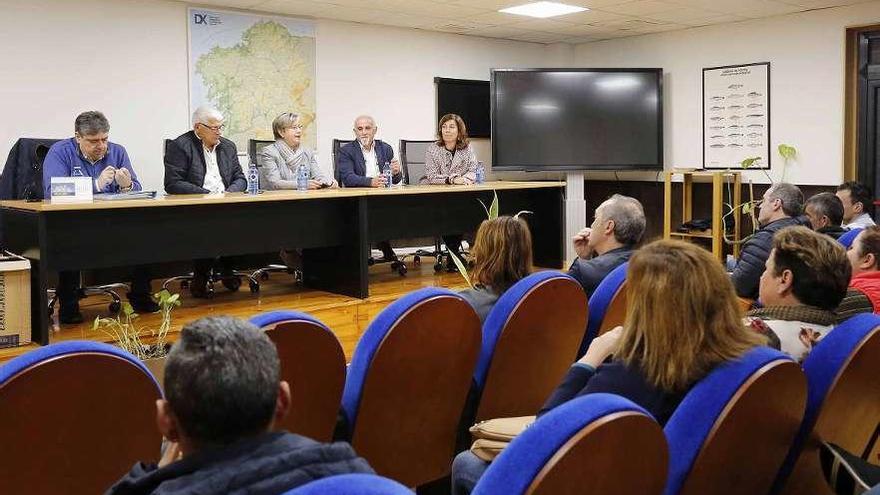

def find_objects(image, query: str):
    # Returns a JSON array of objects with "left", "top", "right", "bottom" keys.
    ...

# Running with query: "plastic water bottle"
[
  {"left": 296, "top": 163, "right": 309, "bottom": 192},
  {"left": 475, "top": 161, "right": 485, "bottom": 185},
  {"left": 71, "top": 165, "right": 84, "bottom": 177},
  {"left": 247, "top": 162, "right": 259, "bottom": 195},
  {"left": 382, "top": 161, "right": 393, "bottom": 189}
]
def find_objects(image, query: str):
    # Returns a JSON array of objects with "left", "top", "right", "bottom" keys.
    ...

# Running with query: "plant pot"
[{"left": 143, "top": 356, "right": 166, "bottom": 393}]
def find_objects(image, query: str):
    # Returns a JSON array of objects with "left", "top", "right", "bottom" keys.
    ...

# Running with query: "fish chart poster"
[{"left": 702, "top": 62, "right": 770, "bottom": 170}]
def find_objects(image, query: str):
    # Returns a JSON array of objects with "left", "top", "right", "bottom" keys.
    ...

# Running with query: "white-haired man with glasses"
[{"left": 164, "top": 106, "right": 247, "bottom": 297}]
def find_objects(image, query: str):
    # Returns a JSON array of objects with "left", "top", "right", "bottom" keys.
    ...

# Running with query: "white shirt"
[
  {"left": 844, "top": 213, "right": 876, "bottom": 230},
  {"left": 201, "top": 145, "right": 225, "bottom": 194},
  {"left": 361, "top": 143, "right": 379, "bottom": 178}
]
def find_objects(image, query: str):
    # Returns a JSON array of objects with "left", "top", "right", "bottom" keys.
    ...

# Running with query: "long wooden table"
[{"left": 0, "top": 181, "right": 565, "bottom": 345}]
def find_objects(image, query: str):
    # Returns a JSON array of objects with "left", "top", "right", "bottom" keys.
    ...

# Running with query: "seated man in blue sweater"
[
  {"left": 107, "top": 316, "right": 373, "bottom": 495},
  {"left": 42, "top": 111, "right": 157, "bottom": 323},
  {"left": 567, "top": 194, "right": 645, "bottom": 298}
]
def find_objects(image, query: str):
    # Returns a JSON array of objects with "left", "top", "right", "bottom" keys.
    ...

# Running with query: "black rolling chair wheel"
[{"left": 109, "top": 301, "right": 122, "bottom": 313}]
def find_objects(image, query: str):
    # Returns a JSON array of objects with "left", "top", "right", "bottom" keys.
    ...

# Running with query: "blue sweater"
[{"left": 43, "top": 137, "right": 142, "bottom": 196}]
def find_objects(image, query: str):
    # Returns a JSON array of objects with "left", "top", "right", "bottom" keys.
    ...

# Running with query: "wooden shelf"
[{"left": 670, "top": 231, "right": 713, "bottom": 239}]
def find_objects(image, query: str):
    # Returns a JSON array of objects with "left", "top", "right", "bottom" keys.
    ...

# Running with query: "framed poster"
[{"left": 703, "top": 62, "right": 770, "bottom": 169}]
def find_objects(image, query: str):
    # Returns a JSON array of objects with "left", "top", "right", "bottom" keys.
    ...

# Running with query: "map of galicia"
[{"left": 189, "top": 9, "right": 316, "bottom": 151}]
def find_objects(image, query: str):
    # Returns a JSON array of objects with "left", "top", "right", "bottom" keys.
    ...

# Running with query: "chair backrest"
[
  {"left": 663, "top": 346, "right": 807, "bottom": 495},
  {"left": 473, "top": 394, "right": 668, "bottom": 495},
  {"left": 0, "top": 340, "right": 163, "bottom": 494},
  {"left": 284, "top": 474, "right": 414, "bottom": 494},
  {"left": 399, "top": 140, "right": 434, "bottom": 185},
  {"left": 838, "top": 227, "right": 863, "bottom": 248},
  {"left": 341, "top": 287, "right": 481, "bottom": 486},
  {"left": 772, "top": 313, "right": 880, "bottom": 494},
  {"left": 474, "top": 272, "right": 588, "bottom": 422},
  {"left": 248, "top": 139, "right": 275, "bottom": 165},
  {"left": 250, "top": 310, "right": 346, "bottom": 443},
  {"left": 579, "top": 262, "right": 628, "bottom": 357},
  {"left": 332, "top": 139, "right": 355, "bottom": 185}
]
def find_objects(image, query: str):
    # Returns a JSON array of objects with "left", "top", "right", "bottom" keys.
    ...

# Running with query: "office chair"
[
  {"left": 27, "top": 140, "right": 128, "bottom": 314},
  {"left": 333, "top": 138, "right": 406, "bottom": 276}
]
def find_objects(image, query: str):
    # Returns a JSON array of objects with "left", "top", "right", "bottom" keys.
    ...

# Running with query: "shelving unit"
[{"left": 663, "top": 169, "right": 742, "bottom": 262}]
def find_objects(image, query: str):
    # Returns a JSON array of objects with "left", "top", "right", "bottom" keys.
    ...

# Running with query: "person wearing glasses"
[
  {"left": 164, "top": 106, "right": 247, "bottom": 297},
  {"left": 42, "top": 110, "right": 156, "bottom": 323},
  {"left": 730, "top": 182, "right": 804, "bottom": 300},
  {"left": 258, "top": 112, "right": 336, "bottom": 190}
]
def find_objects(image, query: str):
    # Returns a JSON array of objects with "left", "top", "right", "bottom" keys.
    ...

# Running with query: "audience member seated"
[
  {"left": 805, "top": 192, "right": 848, "bottom": 240},
  {"left": 422, "top": 113, "right": 478, "bottom": 270},
  {"left": 837, "top": 226, "right": 880, "bottom": 319},
  {"left": 836, "top": 181, "right": 876, "bottom": 229},
  {"left": 106, "top": 316, "right": 373, "bottom": 495},
  {"left": 567, "top": 194, "right": 645, "bottom": 297},
  {"left": 258, "top": 112, "right": 337, "bottom": 190},
  {"left": 458, "top": 215, "right": 532, "bottom": 323},
  {"left": 163, "top": 106, "right": 247, "bottom": 298},
  {"left": 731, "top": 183, "right": 804, "bottom": 299},
  {"left": 820, "top": 442, "right": 880, "bottom": 495},
  {"left": 745, "top": 226, "right": 850, "bottom": 361},
  {"left": 42, "top": 110, "right": 157, "bottom": 323},
  {"left": 451, "top": 240, "right": 764, "bottom": 495},
  {"left": 336, "top": 115, "right": 402, "bottom": 263}
]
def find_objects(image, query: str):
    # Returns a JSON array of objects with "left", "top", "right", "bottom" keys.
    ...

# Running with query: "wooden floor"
[{"left": 0, "top": 261, "right": 472, "bottom": 364}]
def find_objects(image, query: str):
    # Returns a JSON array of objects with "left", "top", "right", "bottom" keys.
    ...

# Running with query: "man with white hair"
[
  {"left": 164, "top": 106, "right": 247, "bottom": 297},
  {"left": 337, "top": 115, "right": 402, "bottom": 263}
]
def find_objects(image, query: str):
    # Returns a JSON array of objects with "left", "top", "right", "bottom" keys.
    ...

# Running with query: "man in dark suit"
[
  {"left": 337, "top": 115, "right": 402, "bottom": 262},
  {"left": 164, "top": 106, "right": 247, "bottom": 297}
]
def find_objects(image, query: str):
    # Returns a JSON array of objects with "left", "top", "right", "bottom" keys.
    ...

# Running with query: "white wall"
[
  {"left": 0, "top": 0, "right": 552, "bottom": 191},
  {"left": 574, "top": 1, "right": 880, "bottom": 186}
]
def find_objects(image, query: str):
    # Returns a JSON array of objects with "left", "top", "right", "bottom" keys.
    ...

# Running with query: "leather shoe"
[
  {"left": 221, "top": 274, "right": 241, "bottom": 291},
  {"left": 128, "top": 293, "right": 160, "bottom": 313},
  {"left": 59, "top": 304, "right": 84, "bottom": 325}
]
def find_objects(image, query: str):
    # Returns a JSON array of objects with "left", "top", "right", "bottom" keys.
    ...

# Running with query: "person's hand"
[
  {"left": 328, "top": 180, "right": 339, "bottom": 189},
  {"left": 390, "top": 159, "right": 401, "bottom": 175},
  {"left": 115, "top": 167, "right": 132, "bottom": 189},
  {"left": 451, "top": 176, "right": 469, "bottom": 185},
  {"left": 307, "top": 179, "right": 322, "bottom": 190},
  {"left": 158, "top": 441, "right": 182, "bottom": 468},
  {"left": 579, "top": 326, "right": 623, "bottom": 368},
  {"left": 96, "top": 166, "right": 116, "bottom": 190},
  {"left": 573, "top": 228, "right": 593, "bottom": 259},
  {"left": 370, "top": 176, "right": 387, "bottom": 188}
]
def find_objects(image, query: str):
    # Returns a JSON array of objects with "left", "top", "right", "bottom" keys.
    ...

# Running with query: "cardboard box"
[{"left": 0, "top": 252, "right": 31, "bottom": 348}]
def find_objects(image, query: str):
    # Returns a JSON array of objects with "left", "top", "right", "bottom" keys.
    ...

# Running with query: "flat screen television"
[
  {"left": 435, "top": 77, "right": 490, "bottom": 138},
  {"left": 491, "top": 68, "right": 663, "bottom": 171}
]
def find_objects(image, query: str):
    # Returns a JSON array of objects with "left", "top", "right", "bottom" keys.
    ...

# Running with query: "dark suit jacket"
[
  {"left": 567, "top": 246, "right": 634, "bottom": 298},
  {"left": 337, "top": 139, "right": 402, "bottom": 188},
  {"left": 164, "top": 131, "right": 246, "bottom": 194}
]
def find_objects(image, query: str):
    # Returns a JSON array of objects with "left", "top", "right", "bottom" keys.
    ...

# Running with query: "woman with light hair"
[{"left": 258, "top": 112, "right": 336, "bottom": 190}]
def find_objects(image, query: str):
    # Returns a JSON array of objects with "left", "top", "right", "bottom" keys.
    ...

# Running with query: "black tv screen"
[
  {"left": 491, "top": 68, "right": 663, "bottom": 171},
  {"left": 436, "top": 78, "right": 490, "bottom": 138}
]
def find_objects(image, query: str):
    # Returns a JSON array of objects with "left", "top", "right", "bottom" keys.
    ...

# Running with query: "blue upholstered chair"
[
  {"left": 772, "top": 313, "right": 880, "bottom": 494},
  {"left": 250, "top": 310, "right": 346, "bottom": 442},
  {"left": 663, "top": 346, "right": 807, "bottom": 495},
  {"left": 0, "top": 341, "right": 163, "bottom": 494},
  {"left": 285, "top": 474, "right": 414, "bottom": 494},
  {"left": 473, "top": 394, "right": 668, "bottom": 495},
  {"left": 579, "top": 261, "right": 628, "bottom": 357},
  {"left": 473, "top": 271, "right": 588, "bottom": 422},
  {"left": 341, "top": 287, "right": 481, "bottom": 487},
  {"left": 838, "top": 227, "right": 863, "bottom": 248}
]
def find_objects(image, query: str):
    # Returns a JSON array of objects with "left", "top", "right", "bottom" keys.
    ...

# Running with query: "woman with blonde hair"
[
  {"left": 458, "top": 215, "right": 532, "bottom": 323},
  {"left": 452, "top": 239, "right": 764, "bottom": 495}
]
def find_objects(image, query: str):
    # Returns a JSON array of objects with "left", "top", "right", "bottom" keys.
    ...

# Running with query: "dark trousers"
[
  {"left": 192, "top": 256, "right": 243, "bottom": 279},
  {"left": 57, "top": 266, "right": 152, "bottom": 309},
  {"left": 376, "top": 241, "right": 397, "bottom": 261},
  {"left": 443, "top": 235, "right": 464, "bottom": 256}
]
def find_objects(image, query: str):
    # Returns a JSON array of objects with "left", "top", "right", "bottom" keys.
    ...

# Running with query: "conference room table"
[{"left": 0, "top": 181, "right": 565, "bottom": 345}]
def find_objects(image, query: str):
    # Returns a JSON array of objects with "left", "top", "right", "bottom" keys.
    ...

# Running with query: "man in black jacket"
[
  {"left": 805, "top": 192, "right": 848, "bottom": 240},
  {"left": 568, "top": 194, "right": 645, "bottom": 297},
  {"left": 106, "top": 316, "right": 373, "bottom": 495},
  {"left": 164, "top": 106, "right": 247, "bottom": 296},
  {"left": 731, "top": 183, "right": 804, "bottom": 299}
]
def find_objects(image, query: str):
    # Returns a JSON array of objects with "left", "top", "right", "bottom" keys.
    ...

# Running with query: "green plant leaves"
[
  {"left": 447, "top": 249, "right": 474, "bottom": 289},
  {"left": 477, "top": 190, "right": 499, "bottom": 220},
  {"left": 740, "top": 157, "right": 762, "bottom": 169},
  {"left": 778, "top": 143, "right": 797, "bottom": 161}
]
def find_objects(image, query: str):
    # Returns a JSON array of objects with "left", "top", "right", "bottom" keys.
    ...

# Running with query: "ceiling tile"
[
  {"left": 252, "top": 0, "right": 334, "bottom": 17},
  {"left": 559, "top": 8, "right": 635, "bottom": 23},
  {"left": 599, "top": 0, "right": 683, "bottom": 15},
  {"left": 777, "top": 0, "right": 870, "bottom": 6},
  {"left": 643, "top": 6, "right": 726, "bottom": 22}
]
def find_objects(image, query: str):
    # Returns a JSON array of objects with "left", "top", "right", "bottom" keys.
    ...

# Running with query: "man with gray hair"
[
  {"left": 804, "top": 192, "right": 847, "bottom": 240},
  {"left": 568, "top": 194, "right": 646, "bottom": 297},
  {"left": 42, "top": 111, "right": 155, "bottom": 323},
  {"left": 731, "top": 182, "right": 805, "bottom": 299},
  {"left": 107, "top": 316, "right": 373, "bottom": 495},
  {"left": 164, "top": 106, "right": 247, "bottom": 297}
]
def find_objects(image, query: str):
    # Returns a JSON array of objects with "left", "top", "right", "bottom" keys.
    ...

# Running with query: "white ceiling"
[{"left": 185, "top": 0, "right": 876, "bottom": 44}]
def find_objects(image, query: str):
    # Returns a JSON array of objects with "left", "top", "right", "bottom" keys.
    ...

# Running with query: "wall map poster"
[{"left": 703, "top": 62, "right": 770, "bottom": 170}]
